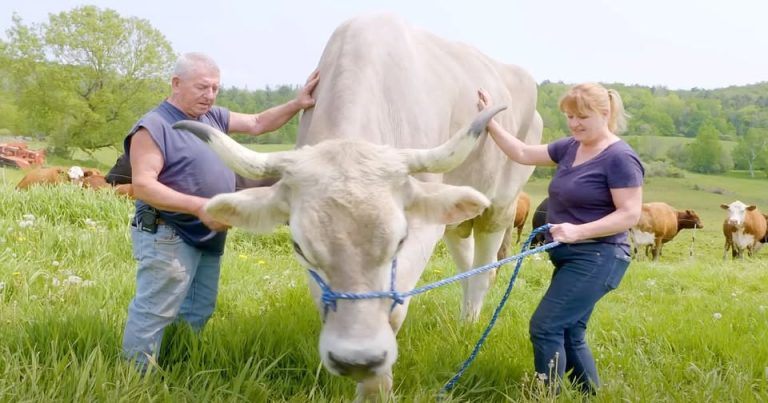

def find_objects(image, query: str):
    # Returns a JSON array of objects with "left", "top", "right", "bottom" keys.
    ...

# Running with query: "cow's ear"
[
  {"left": 205, "top": 186, "right": 289, "bottom": 233},
  {"left": 720, "top": 204, "right": 729, "bottom": 210},
  {"left": 405, "top": 178, "right": 490, "bottom": 224}
]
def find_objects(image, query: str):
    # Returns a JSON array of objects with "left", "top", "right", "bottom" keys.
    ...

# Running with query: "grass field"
[{"left": 1, "top": 160, "right": 767, "bottom": 401}]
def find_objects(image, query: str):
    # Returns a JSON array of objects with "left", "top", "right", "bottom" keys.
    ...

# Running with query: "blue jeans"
[
  {"left": 122, "top": 224, "right": 222, "bottom": 370},
  {"left": 529, "top": 242, "right": 630, "bottom": 393}
]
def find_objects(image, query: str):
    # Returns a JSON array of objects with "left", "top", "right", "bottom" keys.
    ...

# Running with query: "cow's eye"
[
  {"left": 396, "top": 236, "right": 407, "bottom": 252},
  {"left": 292, "top": 240, "right": 306, "bottom": 259}
]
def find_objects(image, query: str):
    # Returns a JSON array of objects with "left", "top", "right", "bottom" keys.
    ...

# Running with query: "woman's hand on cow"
[{"left": 477, "top": 88, "right": 492, "bottom": 111}]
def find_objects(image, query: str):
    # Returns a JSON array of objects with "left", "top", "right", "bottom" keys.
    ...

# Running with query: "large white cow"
[{"left": 175, "top": 14, "right": 542, "bottom": 402}]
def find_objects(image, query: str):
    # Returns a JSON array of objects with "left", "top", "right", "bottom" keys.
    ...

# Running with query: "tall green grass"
[{"left": 1, "top": 175, "right": 767, "bottom": 402}]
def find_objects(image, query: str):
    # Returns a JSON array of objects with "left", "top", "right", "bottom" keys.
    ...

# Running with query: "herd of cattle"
[
  {"left": 499, "top": 192, "right": 768, "bottom": 261},
  {"left": 15, "top": 165, "right": 133, "bottom": 197}
]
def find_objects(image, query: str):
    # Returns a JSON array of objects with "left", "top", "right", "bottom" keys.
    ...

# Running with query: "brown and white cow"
[
  {"left": 175, "top": 14, "right": 541, "bottom": 402},
  {"left": 721, "top": 200, "right": 767, "bottom": 259},
  {"left": 630, "top": 202, "right": 703, "bottom": 261},
  {"left": 496, "top": 190, "right": 531, "bottom": 260}
]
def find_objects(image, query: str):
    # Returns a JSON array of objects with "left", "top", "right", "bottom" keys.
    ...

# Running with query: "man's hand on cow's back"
[{"left": 296, "top": 69, "right": 320, "bottom": 109}]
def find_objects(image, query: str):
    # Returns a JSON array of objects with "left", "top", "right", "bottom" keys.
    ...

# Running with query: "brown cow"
[
  {"left": 630, "top": 202, "right": 703, "bottom": 261},
  {"left": 82, "top": 174, "right": 110, "bottom": 189},
  {"left": 721, "top": 201, "right": 767, "bottom": 259},
  {"left": 82, "top": 171, "right": 135, "bottom": 198},
  {"left": 16, "top": 167, "right": 68, "bottom": 189},
  {"left": 114, "top": 183, "right": 135, "bottom": 198},
  {"left": 497, "top": 191, "right": 531, "bottom": 260}
]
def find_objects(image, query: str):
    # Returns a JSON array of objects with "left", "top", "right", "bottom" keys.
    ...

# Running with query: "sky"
[{"left": 1, "top": 0, "right": 766, "bottom": 91}]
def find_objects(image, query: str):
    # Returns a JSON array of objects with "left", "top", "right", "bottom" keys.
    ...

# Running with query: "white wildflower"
[
  {"left": 52, "top": 261, "right": 60, "bottom": 267},
  {"left": 84, "top": 218, "right": 97, "bottom": 226},
  {"left": 18, "top": 219, "right": 34, "bottom": 228},
  {"left": 0, "top": 281, "right": 5, "bottom": 291},
  {"left": 63, "top": 275, "right": 83, "bottom": 286},
  {"left": 646, "top": 279, "right": 657, "bottom": 287},
  {"left": 52, "top": 278, "right": 61, "bottom": 287},
  {"left": 759, "top": 305, "right": 766, "bottom": 312},
  {"left": 731, "top": 292, "right": 737, "bottom": 297},
  {"left": 713, "top": 312, "right": 722, "bottom": 320},
  {"left": 22, "top": 213, "right": 35, "bottom": 221}
]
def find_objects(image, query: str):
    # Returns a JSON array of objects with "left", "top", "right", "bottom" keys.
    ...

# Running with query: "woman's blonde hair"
[{"left": 558, "top": 83, "right": 629, "bottom": 134}]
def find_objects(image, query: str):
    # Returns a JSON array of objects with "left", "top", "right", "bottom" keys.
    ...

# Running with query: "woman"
[{"left": 478, "top": 83, "right": 644, "bottom": 393}]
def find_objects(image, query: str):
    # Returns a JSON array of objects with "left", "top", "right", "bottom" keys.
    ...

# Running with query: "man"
[{"left": 122, "top": 52, "right": 318, "bottom": 371}]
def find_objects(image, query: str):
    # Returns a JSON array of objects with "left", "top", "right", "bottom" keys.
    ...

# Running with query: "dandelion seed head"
[
  {"left": 713, "top": 312, "right": 722, "bottom": 320},
  {"left": 84, "top": 218, "right": 97, "bottom": 226},
  {"left": 52, "top": 261, "right": 60, "bottom": 267},
  {"left": 22, "top": 214, "right": 35, "bottom": 221}
]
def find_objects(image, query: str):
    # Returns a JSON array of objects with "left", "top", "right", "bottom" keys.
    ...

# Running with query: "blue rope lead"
[{"left": 439, "top": 225, "right": 559, "bottom": 397}]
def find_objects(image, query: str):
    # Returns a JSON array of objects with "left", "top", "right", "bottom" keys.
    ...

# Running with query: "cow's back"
[{"left": 299, "top": 13, "right": 541, "bottom": 230}]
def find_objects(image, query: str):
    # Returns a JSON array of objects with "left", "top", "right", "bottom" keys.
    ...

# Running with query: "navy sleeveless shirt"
[
  {"left": 546, "top": 136, "right": 644, "bottom": 246},
  {"left": 124, "top": 101, "right": 236, "bottom": 254}
]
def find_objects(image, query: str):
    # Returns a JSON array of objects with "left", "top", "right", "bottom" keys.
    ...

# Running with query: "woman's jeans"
[
  {"left": 122, "top": 224, "right": 222, "bottom": 370},
  {"left": 530, "top": 242, "right": 631, "bottom": 393}
]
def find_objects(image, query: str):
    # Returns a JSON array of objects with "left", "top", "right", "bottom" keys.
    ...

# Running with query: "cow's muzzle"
[{"left": 328, "top": 351, "right": 388, "bottom": 380}]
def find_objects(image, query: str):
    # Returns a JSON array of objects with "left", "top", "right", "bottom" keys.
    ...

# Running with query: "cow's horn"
[
  {"left": 404, "top": 104, "right": 507, "bottom": 173},
  {"left": 172, "top": 120, "right": 291, "bottom": 178}
]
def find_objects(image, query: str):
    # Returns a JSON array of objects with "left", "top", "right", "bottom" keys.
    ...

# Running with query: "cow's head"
[
  {"left": 678, "top": 209, "right": 703, "bottom": 229},
  {"left": 173, "top": 105, "right": 503, "bottom": 381},
  {"left": 721, "top": 200, "right": 756, "bottom": 227},
  {"left": 67, "top": 166, "right": 85, "bottom": 185}
]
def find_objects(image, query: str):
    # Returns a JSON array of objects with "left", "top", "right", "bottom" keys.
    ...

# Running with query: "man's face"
[{"left": 172, "top": 66, "right": 220, "bottom": 118}]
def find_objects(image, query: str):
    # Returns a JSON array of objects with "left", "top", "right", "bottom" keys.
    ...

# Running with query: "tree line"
[{"left": 1, "top": 6, "right": 766, "bottom": 176}]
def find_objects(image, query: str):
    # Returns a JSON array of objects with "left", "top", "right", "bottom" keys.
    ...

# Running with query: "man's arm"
[
  {"left": 228, "top": 69, "right": 319, "bottom": 135},
  {"left": 130, "top": 128, "right": 229, "bottom": 231}
]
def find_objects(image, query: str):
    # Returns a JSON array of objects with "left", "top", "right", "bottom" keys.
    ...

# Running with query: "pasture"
[{"left": 1, "top": 168, "right": 767, "bottom": 402}]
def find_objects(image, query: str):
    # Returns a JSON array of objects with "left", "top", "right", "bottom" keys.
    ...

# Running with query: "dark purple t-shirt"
[
  {"left": 124, "top": 101, "right": 235, "bottom": 254},
  {"left": 546, "top": 136, "right": 644, "bottom": 246}
]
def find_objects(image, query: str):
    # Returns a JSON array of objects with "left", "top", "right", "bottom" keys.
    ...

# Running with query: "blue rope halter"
[{"left": 306, "top": 225, "right": 560, "bottom": 395}]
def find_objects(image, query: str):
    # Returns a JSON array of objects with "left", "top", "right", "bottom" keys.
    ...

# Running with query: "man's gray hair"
[{"left": 173, "top": 52, "right": 220, "bottom": 79}]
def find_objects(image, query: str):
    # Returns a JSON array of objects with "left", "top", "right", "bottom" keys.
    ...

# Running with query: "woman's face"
[{"left": 565, "top": 109, "right": 609, "bottom": 142}]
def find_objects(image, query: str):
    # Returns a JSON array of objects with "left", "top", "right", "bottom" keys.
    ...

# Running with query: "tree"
[
  {"left": 687, "top": 121, "right": 724, "bottom": 173},
  {"left": 4, "top": 6, "right": 175, "bottom": 156},
  {"left": 732, "top": 127, "right": 768, "bottom": 177}
]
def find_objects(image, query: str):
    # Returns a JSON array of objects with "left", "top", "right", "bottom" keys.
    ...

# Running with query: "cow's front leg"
[
  {"left": 355, "top": 370, "right": 393, "bottom": 402},
  {"left": 445, "top": 228, "right": 505, "bottom": 322}
]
